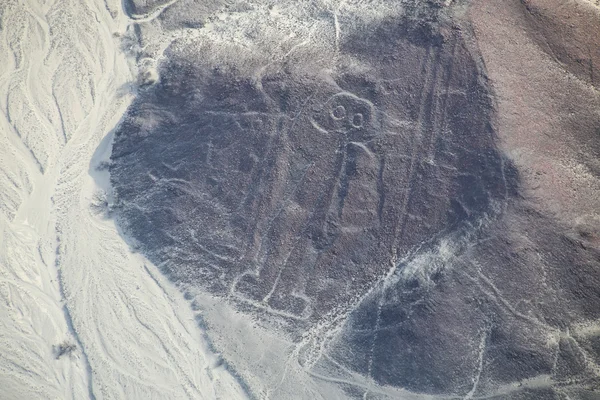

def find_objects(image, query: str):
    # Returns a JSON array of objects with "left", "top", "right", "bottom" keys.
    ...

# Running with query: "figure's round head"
[{"left": 312, "top": 92, "right": 378, "bottom": 142}]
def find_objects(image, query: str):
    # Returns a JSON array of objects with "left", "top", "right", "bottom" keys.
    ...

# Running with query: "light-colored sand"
[{"left": 0, "top": 0, "right": 246, "bottom": 398}]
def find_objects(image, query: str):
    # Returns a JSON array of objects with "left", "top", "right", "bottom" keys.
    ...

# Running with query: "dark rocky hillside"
[{"left": 110, "top": 0, "right": 600, "bottom": 398}]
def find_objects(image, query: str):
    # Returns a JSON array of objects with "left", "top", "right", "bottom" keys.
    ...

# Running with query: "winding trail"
[{"left": 0, "top": 0, "right": 247, "bottom": 398}]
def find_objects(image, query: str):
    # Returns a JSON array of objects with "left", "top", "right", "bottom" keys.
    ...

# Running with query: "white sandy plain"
[{"left": 0, "top": 0, "right": 247, "bottom": 398}]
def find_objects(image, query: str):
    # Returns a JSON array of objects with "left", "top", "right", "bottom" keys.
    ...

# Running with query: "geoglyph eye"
[
  {"left": 331, "top": 105, "right": 347, "bottom": 120},
  {"left": 351, "top": 113, "right": 364, "bottom": 128},
  {"left": 333, "top": 92, "right": 370, "bottom": 122},
  {"left": 330, "top": 92, "right": 374, "bottom": 139}
]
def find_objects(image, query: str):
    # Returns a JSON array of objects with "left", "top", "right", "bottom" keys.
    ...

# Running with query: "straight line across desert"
[{"left": 1, "top": 0, "right": 599, "bottom": 399}]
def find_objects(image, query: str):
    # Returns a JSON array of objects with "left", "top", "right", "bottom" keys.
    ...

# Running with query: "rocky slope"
[{"left": 109, "top": 0, "right": 600, "bottom": 398}]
